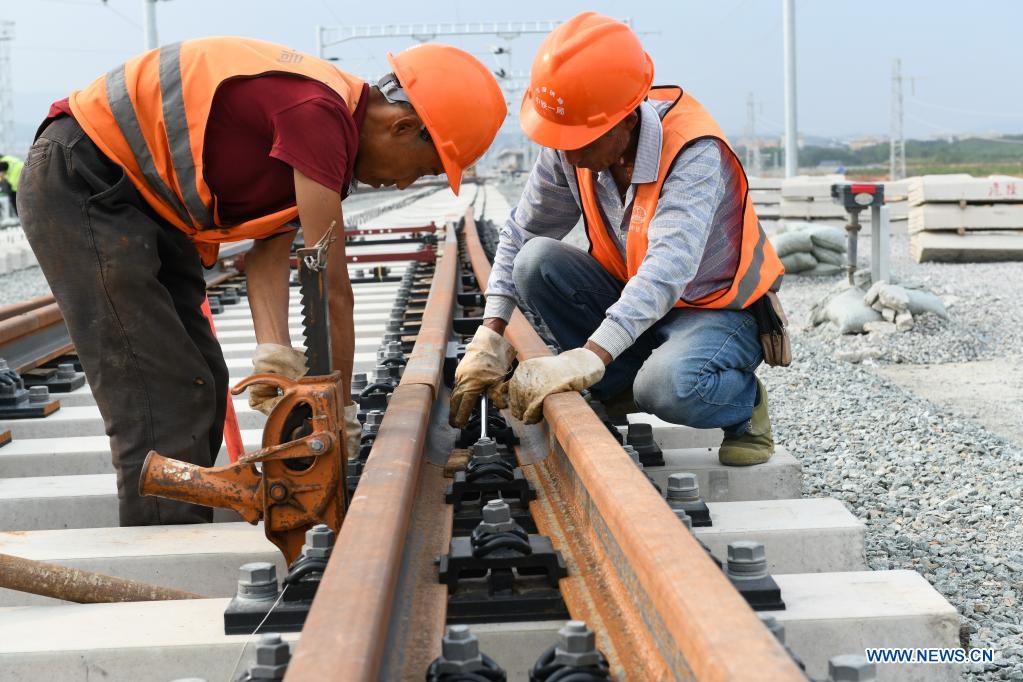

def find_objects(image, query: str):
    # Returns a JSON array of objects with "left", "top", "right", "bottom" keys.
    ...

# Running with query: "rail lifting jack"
[{"left": 139, "top": 224, "right": 348, "bottom": 565}]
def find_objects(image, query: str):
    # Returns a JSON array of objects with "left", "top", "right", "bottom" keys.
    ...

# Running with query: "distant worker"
[
  {"left": 19, "top": 37, "right": 505, "bottom": 526},
  {"left": 0, "top": 153, "right": 24, "bottom": 215},
  {"left": 450, "top": 13, "right": 788, "bottom": 466}
]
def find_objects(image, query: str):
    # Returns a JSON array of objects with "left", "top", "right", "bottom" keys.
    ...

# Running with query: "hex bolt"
[
  {"left": 386, "top": 320, "right": 401, "bottom": 333},
  {"left": 675, "top": 509, "right": 693, "bottom": 529},
  {"left": 383, "top": 332, "right": 402, "bottom": 344},
  {"left": 385, "top": 341, "right": 404, "bottom": 359},
  {"left": 622, "top": 445, "right": 641, "bottom": 466},
  {"left": 249, "top": 633, "right": 291, "bottom": 680},
  {"left": 725, "top": 541, "right": 769, "bottom": 581},
  {"left": 236, "top": 562, "right": 279, "bottom": 600},
  {"left": 351, "top": 372, "right": 368, "bottom": 393},
  {"left": 307, "top": 439, "right": 324, "bottom": 453},
  {"left": 828, "top": 654, "right": 877, "bottom": 682},
  {"left": 28, "top": 385, "right": 50, "bottom": 404},
  {"left": 0, "top": 359, "right": 9, "bottom": 372},
  {"left": 553, "top": 620, "right": 602, "bottom": 667},
  {"left": 372, "top": 365, "right": 391, "bottom": 383},
  {"left": 433, "top": 624, "right": 485, "bottom": 673},
  {"left": 57, "top": 363, "right": 77, "bottom": 380},
  {"left": 477, "top": 499, "right": 516, "bottom": 534},
  {"left": 626, "top": 422, "right": 655, "bottom": 448},
  {"left": 365, "top": 410, "right": 385, "bottom": 428},
  {"left": 666, "top": 473, "right": 701, "bottom": 504},
  {"left": 759, "top": 614, "right": 786, "bottom": 644},
  {"left": 301, "top": 524, "right": 334, "bottom": 560},
  {"left": 469, "top": 437, "right": 500, "bottom": 463}
]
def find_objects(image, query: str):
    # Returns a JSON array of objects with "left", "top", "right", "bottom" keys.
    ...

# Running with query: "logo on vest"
[
  {"left": 278, "top": 50, "right": 304, "bottom": 64},
  {"left": 630, "top": 205, "right": 648, "bottom": 225},
  {"left": 532, "top": 86, "right": 566, "bottom": 118}
]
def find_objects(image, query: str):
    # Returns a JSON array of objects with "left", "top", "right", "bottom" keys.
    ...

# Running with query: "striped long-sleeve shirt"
[{"left": 484, "top": 98, "right": 744, "bottom": 359}]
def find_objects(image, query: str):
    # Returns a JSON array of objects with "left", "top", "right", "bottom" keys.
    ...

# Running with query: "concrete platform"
[
  {"left": 0, "top": 598, "right": 298, "bottom": 681},
  {"left": 697, "top": 497, "right": 866, "bottom": 573},
  {"left": 0, "top": 474, "right": 240, "bottom": 530},
  {"left": 0, "top": 523, "right": 285, "bottom": 606},
  {"left": 624, "top": 413, "right": 721, "bottom": 449},
  {"left": 645, "top": 446, "right": 803, "bottom": 502}
]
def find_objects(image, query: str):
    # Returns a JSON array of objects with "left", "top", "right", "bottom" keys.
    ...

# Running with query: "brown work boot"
[{"left": 718, "top": 378, "right": 774, "bottom": 466}]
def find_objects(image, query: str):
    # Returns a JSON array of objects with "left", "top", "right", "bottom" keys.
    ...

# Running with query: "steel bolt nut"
[
  {"left": 250, "top": 633, "right": 291, "bottom": 679},
  {"left": 675, "top": 509, "right": 693, "bottom": 529},
  {"left": 758, "top": 614, "right": 786, "bottom": 644},
  {"left": 28, "top": 385, "right": 50, "bottom": 404},
  {"left": 372, "top": 365, "right": 391, "bottom": 383},
  {"left": 666, "top": 473, "right": 701, "bottom": 503},
  {"left": 385, "top": 341, "right": 404, "bottom": 358},
  {"left": 308, "top": 439, "right": 324, "bottom": 453},
  {"left": 469, "top": 437, "right": 499, "bottom": 462},
  {"left": 553, "top": 620, "right": 602, "bottom": 667},
  {"left": 237, "top": 562, "right": 279, "bottom": 600},
  {"left": 477, "top": 499, "right": 516, "bottom": 534},
  {"left": 434, "top": 624, "right": 484, "bottom": 673},
  {"left": 351, "top": 373, "right": 368, "bottom": 391},
  {"left": 828, "top": 654, "right": 877, "bottom": 682},
  {"left": 0, "top": 359, "right": 9, "bottom": 372},
  {"left": 57, "top": 363, "right": 77, "bottom": 380},
  {"left": 302, "top": 524, "right": 334, "bottom": 560},
  {"left": 622, "top": 445, "right": 641, "bottom": 465},
  {"left": 626, "top": 422, "right": 655, "bottom": 447},
  {"left": 366, "top": 410, "right": 385, "bottom": 427},
  {"left": 725, "top": 541, "right": 769, "bottom": 580}
]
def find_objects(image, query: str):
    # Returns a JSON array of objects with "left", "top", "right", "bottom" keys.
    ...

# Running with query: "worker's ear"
[{"left": 389, "top": 113, "right": 422, "bottom": 141}]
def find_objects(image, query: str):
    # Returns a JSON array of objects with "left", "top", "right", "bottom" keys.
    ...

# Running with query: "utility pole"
[
  {"left": 142, "top": 0, "right": 158, "bottom": 50},
  {"left": 744, "top": 93, "right": 763, "bottom": 177},
  {"left": 782, "top": 0, "right": 798, "bottom": 177},
  {"left": 0, "top": 21, "right": 13, "bottom": 154},
  {"left": 889, "top": 58, "right": 906, "bottom": 181}
]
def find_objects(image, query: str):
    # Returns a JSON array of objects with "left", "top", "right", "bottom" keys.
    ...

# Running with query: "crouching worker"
[
  {"left": 450, "top": 13, "right": 788, "bottom": 466},
  {"left": 19, "top": 37, "right": 504, "bottom": 525}
]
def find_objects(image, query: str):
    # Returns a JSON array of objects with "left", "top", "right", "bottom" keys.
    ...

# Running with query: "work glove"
[
  {"left": 344, "top": 403, "right": 362, "bottom": 460},
  {"left": 248, "top": 343, "right": 308, "bottom": 416},
  {"left": 507, "top": 348, "right": 605, "bottom": 425},
  {"left": 449, "top": 326, "right": 516, "bottom": 428}
]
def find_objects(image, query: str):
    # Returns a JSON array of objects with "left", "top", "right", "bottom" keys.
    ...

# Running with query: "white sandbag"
[
  {"left": 811, "top": 286, "right": 883, "bottom": 334},
  {"left": 780, "top": 251, "right": 817, "bottom": 273},
  {"left": 877, "top": 284, "right": 910, "bottom": 311},
  {"left": 806, "top": 224, "right": 847, "bottom": 252},
  {"left": 905, "top": 289, "right": 949, "bottom": 319},
  {"left": 811, "top": 246, "right": 845, "bottom": 266},
  {"left": 804, "top": 263, "right": 844, "bottom": 276},
  {"left": 771, "top": 231, "right": 814, "bottom": 257}
]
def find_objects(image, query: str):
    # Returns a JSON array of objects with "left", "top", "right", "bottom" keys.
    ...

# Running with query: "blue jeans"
[{"left": 512, "top": 237, "right": 763, "bottom": 434}]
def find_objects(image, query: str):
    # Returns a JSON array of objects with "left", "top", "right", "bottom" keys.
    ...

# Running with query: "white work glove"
[
  {"left": 449, "top": 326, "right": 516, "bottom": 428},
  {"left": 344, "top": 403, "right": 361, "bottom": 460},
  {"left": 248, "top": 343, "right": 307, "bottom": 416},
  {"left": 507, "top": 348, "right": 605, "bottom": 425}
]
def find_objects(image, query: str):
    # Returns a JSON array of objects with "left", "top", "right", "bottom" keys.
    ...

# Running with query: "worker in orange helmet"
[
  {"left": 451, "top": 13, "right": 789, "bottom": 466},
  {"left": 18, "top": 37, "right": 505, "bottom": 526}
]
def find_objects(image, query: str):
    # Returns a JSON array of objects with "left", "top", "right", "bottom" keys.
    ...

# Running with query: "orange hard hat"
[
  {"left": 387, "top": 44, "right": 506, "bottom": 195},
  {"left": 520, "top": 12, "right": 654, "bottom": 151}
]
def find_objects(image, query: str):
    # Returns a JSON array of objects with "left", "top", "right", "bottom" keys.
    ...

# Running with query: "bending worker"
[
  {"left": 0, "top": 152, "right": 23, "bottom": 215},
  {"left": 451, "top": 13, "right": 785, "bottom": 466},
  {"left": 19, "top": 37, "right": 505, "bottom": 525}
]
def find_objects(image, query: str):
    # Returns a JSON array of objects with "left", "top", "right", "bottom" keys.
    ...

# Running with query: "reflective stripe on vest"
[
  {"left": 69, "top": 37, "right": 364, "bottom": 265},
  {"left": 577, "top": 86, "right": 784, "bottom": 310}
]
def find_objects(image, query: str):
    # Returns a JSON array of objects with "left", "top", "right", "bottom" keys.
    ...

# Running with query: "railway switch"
[
  {"left": 724, "top": 541, "right": 786, "bottom": 611},
  {"left": 425, "top": 624, "right": 507, "bottom": 681},
  {"left": 665, "top": 472, "right": 712, "bottom": 527},
  {"left": 528, "top": 621, "right": 611, "bottom": 682},
  {"left": 625, "top": 423, "right": 664, "bottom": 467}
]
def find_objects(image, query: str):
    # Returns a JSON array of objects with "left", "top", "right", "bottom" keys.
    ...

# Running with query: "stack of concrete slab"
[
  {"left": 0, "top": 227, "right": 38, "bottom": 275},
  {"left": 779, "top": 174, "right": 855, "bottom": 228},
  {"left": 884, "top": 178, "right": 911, "bottom": 222},
  {"left": 908, "top": 174, "right": 1023, "bottom": 262},
  {"left": 749, "top": 176, "right": 782, "bottom": 220}
]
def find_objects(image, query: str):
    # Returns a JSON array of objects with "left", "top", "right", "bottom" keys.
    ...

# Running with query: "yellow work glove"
[
  {"left": 248, "top": 343, "right": 307, "bottom": 416},
  {"left": 449, "top": 326, "right": 516, "bottom": 428},
  {"left": 344, "top": 403, "right": 362, "bottom": 460},
  {"left": 507, "top": 348, "right": 605, "bottom": 425}
]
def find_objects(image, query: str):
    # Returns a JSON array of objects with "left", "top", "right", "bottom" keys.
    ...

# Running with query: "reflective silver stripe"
[
  {"left": 104, "top": 64, "right": 192, "bottom": 227},
  {"left": 734, "top": 221, "right": 767, "bottom": 309},
  {"left": 159, "top": 43, "right": 213, "bottom": 227}
]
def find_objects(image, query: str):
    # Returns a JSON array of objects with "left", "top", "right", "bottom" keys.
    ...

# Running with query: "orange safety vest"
[
  {"left": 578, "top": 86, "right": 783, "bottom": 310},
  {"left": 69, "top": 37, "right": 365, "bottom": 266}
]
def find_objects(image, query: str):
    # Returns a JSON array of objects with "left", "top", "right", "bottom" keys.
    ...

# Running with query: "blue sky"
[{"left": 4, "top": 0, "right": 1023, "bottom": 149}]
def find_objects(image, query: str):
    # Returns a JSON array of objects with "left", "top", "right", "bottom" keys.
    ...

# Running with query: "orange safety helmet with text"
[
  {"left": 520, "top": 12, "right": 654, "bottom": 151},
  {"left": 387, "top": 44, "right": 506, "bottom": 195}
]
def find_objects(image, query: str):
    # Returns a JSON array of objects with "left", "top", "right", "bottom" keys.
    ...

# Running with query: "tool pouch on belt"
[{"left": 750, "top": 291, "right": 792, "bottom": 367}]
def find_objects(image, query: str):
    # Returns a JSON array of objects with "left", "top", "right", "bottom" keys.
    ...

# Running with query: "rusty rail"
[
  {"left": 462, "top": 213, "right": 804, "bottom": 681},
  {"left": 286, "top": 226, "right": 458, "bottom": 682}
]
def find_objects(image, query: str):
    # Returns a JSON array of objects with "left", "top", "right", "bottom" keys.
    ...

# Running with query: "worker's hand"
[
  {"left": 343, "top": 403, "right": 362, "bottom": 460},
  {"left": 248, "top": 343, "right": 308, "bottom": 416},
  {"left": 449, "top": 326, "right": 516, "bottom": 428},
  {"left": 507, "top": 348, "right": 605, "bottom": 425}
]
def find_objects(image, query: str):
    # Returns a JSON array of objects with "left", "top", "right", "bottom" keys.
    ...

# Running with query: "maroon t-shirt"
[{"left": 47, "top": 74, "right": 368, "bottom": 225}]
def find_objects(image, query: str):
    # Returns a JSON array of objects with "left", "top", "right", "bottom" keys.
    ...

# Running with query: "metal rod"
[
  {"left": 480, "top": 396, "right": 488, "bottom": 440},
  {"left": 0, "top": 552, "right": 201, "bottom": 603},
  {"left": 142, "top": 0, "right": 158, "bottom": 50},
  {"left": 782, "top": 0, "right": 798, "bottom": 177},
  {"left": 846, "top": 210, "right": 861, "bottom": 285}
]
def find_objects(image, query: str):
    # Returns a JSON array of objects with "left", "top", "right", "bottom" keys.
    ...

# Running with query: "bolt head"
[
  {"left": 442, "top": 624, "right": 481, "bottom": 663},
  {"left": 674, "top": 509, "right": 693, "bottom": 529},
  {"left": 758, "top": 614, "right": 785, "bottom": 644},
  {"left": 57, "top": 363, "right": 76, "bottom": 379},
  {"left": 481, "top": 499, "right": 511, "bottom": 524},
  {"left": 366, "top": 410, "right": 384, "bottom": 426},
  {"left": 373, "top": 365, "right": 391, "bottom": 382},
  {"left": 239, "top": 562, "right": 277, "bottom": 586},
  {"left": 727, "top": 540, "right": 765, "bottom": 564},
  {"left": 308, "top": 439, "right": 324, "bottom": 453},
  {"left": 0, "top": 359, "right": 8, "bottom": 371},
  {"left": 255, "top": 634, "right": 291, "bottom": 665},
  {"left": 303, "top": 524, "right": 334, "bottom": 560},
  {"left": 470, "top": 437, "right": 498, "bottom": 460},
  {"left": 622, "top": 445, "right": 640, "bottom": 464},
  {"left": 828, "top": 655, "right": 877, "bottom": 682},
  {"left": 554, "top": 620, "right": 602, "bottom": 667},
  {"left": 28, "top": 385, "right": 50, "bottom": 403}
]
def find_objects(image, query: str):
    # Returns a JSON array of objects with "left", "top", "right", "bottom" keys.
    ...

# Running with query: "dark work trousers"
[{"left": 18, "top": 117, "right": 228, "bottom": 525}]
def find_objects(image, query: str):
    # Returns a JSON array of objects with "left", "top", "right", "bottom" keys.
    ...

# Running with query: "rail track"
[{"left": 0, "top": 183, "right": 958, "bottom": 682}]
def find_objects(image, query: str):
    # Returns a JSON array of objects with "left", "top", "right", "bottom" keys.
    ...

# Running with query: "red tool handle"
[{"left": 201, "top": 297, "right": 244, "bottom": 464}]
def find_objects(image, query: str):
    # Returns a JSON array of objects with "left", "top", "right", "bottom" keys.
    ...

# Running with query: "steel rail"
[
  {"left": 286, "top": 228, "right": 458, "bottom": 682},
  {"left": 463, "top": 212, "right": 804, "bottom": 681}
]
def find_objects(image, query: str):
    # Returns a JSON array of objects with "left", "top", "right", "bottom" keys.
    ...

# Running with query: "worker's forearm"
[{"left": 245, "top": 233, "right": 295, "bottom": 346}]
